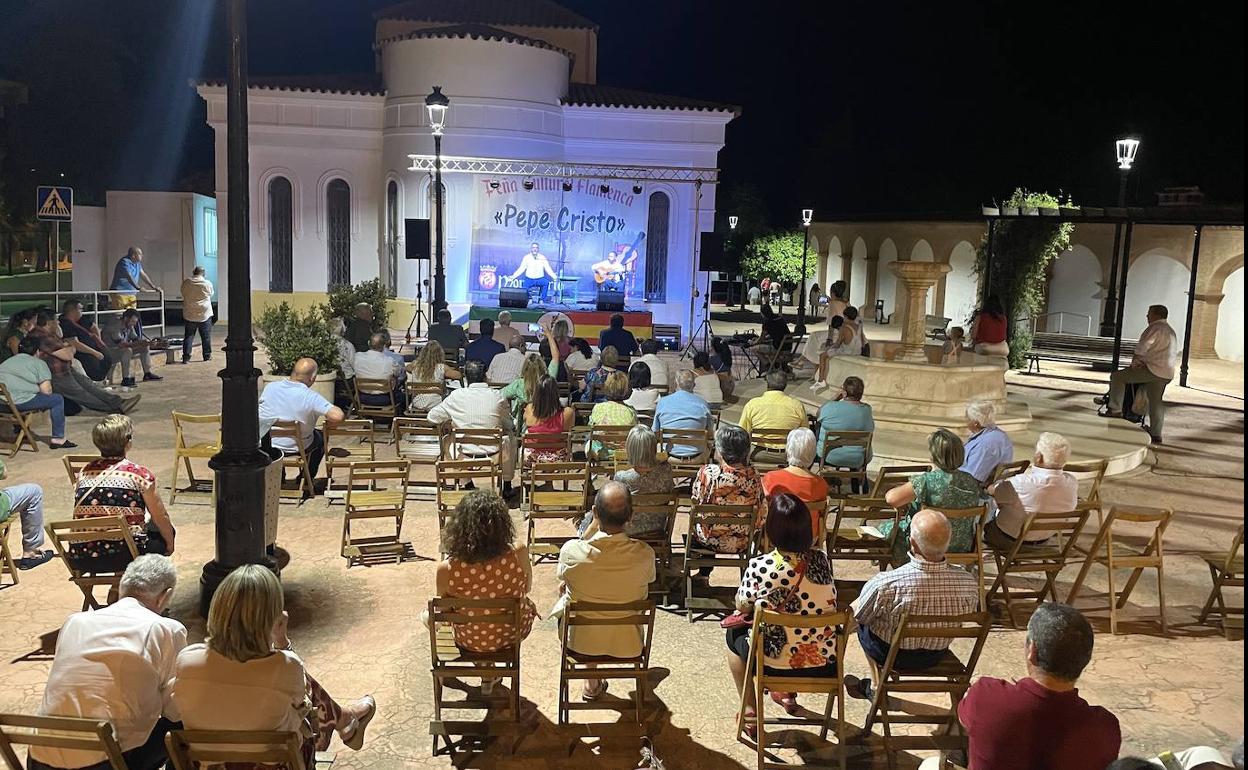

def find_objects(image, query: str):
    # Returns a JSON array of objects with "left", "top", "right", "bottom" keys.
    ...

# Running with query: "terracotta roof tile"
[
  {"left": 196, "top": 73, "right": 385, "bottom": 97},
  {"left": 375, "top": 0, "right": 597, "bottom": 30},
  {"left": 563, "top": 83, "right": 739, "bottom": 115}
]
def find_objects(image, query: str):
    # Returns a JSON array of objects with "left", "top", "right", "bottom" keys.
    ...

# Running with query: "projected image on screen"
[{"left": 470, "top": 178, "right": 646, "bottom": 305}]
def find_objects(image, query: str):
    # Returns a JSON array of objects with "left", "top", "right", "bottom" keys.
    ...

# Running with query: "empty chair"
[
  {"left": 323, "top": 419, "right": 376, "bottom": 501},
  {"left": 341, "top": 460, "right": 411, "bottom": 566},
  {"left": 1065, "top": 506, "right": 1172, "bottom": 634},
  {"left": 523, "top": 462, "right": 590, "bottom": 564},
  {"left": 168, "top": 412, "right": 221, "bottom": 506},
  {"left": 1198, "top": 524, "right": 1244, "bottom": 638}
]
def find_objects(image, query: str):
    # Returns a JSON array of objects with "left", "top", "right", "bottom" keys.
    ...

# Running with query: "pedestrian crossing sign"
[{"left": 36, "top": 185, "right": 73, "bottom": 222}]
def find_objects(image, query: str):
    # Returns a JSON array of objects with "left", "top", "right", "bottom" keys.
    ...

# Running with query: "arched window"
[
  {"left": 645, "top": 191, "right": 670, "bottom": 302},
  {"left": 385, "top": 181, "right": 399, "bottom": 293},
  {"left": 326, "top": 178, "right": 351, "bottom": 288},
  {"left": 268, "top": 177, "right": 293, "bottom": 293}
]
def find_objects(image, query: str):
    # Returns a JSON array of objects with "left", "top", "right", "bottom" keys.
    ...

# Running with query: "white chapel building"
[{"left": 196, "top": 0, "right": 738, "bottom": 330}]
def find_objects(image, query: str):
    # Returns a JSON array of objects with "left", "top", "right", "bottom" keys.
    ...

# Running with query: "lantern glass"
[
  {"left": 1115, "top": 138, "right": 1140, "bottom": 170},
  {"left": 425, "top": 86, "right": 450, "bottom": 136},
  {"left": 801, "top": 208, "right": 813, "bottom": 226},
  {"left": 728, "top": 215, "right": 739, "bottom": 229}
]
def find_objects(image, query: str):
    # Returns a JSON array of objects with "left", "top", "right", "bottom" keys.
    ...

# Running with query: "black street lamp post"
[
  {"left": 425, "top": 86, "right": 450, "bottom": 313},
  {"left": 797, "top": 208, "right": 813, "bottom": 327},
  {"left": 1099, "top": 137, "right": 1140, "bottom": 337}
]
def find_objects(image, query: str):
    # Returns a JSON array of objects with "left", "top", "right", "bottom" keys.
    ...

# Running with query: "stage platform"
[{"left": 466, "top": 305, "right": 652, "bottom": 341}]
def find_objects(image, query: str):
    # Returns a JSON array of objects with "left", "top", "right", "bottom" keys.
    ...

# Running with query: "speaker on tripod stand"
[
  {"left": 404, "top": 218, "right": 432, "bottom": 341},
  {"left": 682, "top": 232, "right": 728, "bottom": 358}
]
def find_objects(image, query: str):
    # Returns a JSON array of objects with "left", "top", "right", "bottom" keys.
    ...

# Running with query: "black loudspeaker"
[
  {"left": 596, "top": 288, "right": 625, "bottom": 312},
  {"left": 498, "top": 288, "right": 530, "bottom": 308},
  {"left": 698, "top": 232, "right": 727, "bottom": 271},
  {"left": 404, "top": 218, "right": 431, "bottom": 260}
]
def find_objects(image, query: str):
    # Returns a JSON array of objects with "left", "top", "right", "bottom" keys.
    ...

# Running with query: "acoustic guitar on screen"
[{"left": 592, "top": 232, "right": 646, "bottom": 284}]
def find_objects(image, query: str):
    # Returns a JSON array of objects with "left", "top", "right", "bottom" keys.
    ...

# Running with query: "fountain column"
[{"left": 890, "top": 261, "right": 952, "bottom": 362}]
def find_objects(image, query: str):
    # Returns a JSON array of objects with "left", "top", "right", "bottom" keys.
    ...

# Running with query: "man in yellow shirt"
[{"left": 739, "top": 370, "right": 808, "bottom": 448}]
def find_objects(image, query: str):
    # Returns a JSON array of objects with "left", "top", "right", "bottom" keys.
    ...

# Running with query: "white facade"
[{"left": 196, "top": 9, "right": 734, "bottom": 331}]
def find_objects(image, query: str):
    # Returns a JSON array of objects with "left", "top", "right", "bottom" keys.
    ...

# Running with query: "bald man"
[
  {"left": 851, "top": 509, "right": 980, "bottom": 692},
  {"left": 258, "top": 357, "right": 346, "bottom": 483}
]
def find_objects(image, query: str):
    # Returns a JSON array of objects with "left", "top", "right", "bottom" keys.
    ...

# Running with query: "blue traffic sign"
[{"left": 36, "top": 185, "right": 73, "bottom": 222}]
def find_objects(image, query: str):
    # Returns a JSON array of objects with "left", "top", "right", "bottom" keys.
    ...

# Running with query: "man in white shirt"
[
  {"left": 258, "top": 357, "right": 346, "bottom": 480},
  {"left": 353, "top": 332, "right": 404, "bottom": 409},
  {"left": 179, "top": 266, "right": 214, "bottom": 364},
  {"left": 507, "top": 242, "right": 557, "bottom": 302},
  {"left": 31, "top": 555, "right": 185, "bottom": 770},
  {"left": 1100, "top": 304, "right": 1177, "bottom": 444},
  {"left": 986, "top": 432, "right": 1079, "bottom": 550},
  {"left": 492, "top": 310, "right": 525, "bottom": 349},
  {"left": 427, "top": 359, "right": 517, "bottom": 489},
  {"left": 637, "top": 339, "right": 670, "bottom": 392},
  {"left": 486, "top": 337, "right": 528, "bottom": 384}
]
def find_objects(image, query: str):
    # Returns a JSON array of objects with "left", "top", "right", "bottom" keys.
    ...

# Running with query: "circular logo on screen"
[
  {"left": 538, "top": 311, "right": 573, "bottom": 336},
  {"left": 478, "top": 265, "right": 498, "bottom": 290}
]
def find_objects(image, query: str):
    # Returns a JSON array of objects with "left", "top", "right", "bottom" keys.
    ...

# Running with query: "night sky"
[{"left": 1, "top": 1, "right": 1242, "bottom": 223}]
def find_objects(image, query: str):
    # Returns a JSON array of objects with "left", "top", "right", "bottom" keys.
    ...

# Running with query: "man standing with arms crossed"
[{"left": 179, "top": 266, "right": 214, "bottom": 363}]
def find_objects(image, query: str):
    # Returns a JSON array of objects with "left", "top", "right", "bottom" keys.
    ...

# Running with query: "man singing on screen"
[{"left": 508, "top": 242, "right": 558, "bottom": 302}]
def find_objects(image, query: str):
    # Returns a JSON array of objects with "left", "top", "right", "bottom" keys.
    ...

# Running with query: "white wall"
[
  {"left": 1216, "top": 266, "right": 1244, "bottom": 362},
  {"left": 945, "top": 241, "right": 978, "bottom": 328},
  {"left": 849, "top": 237, "right": 867, "bottom": 307},
  {"left": 71, "top": 205, "right": 108, "bottom": 290},
  {"left": 1123, "top": 249, "right": 1189, "bottom": 343},
  {"left": 877, "top": 238, "right": 898, "bottom": 319},
  {"left": 1046, "top": 244, "right": 1102, "bottom": 336},
  {"left": 103, "top": 191, "right": 201, "bottom": 298}
]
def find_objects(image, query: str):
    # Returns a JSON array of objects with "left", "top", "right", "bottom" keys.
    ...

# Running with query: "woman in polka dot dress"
[{"left": 726, "top": 493, "right": 839, "bottom": 721}]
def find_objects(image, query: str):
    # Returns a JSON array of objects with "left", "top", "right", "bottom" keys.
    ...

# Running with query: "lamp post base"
[{"left": 199, "top": 448, "right": 275, "bottom": 615}]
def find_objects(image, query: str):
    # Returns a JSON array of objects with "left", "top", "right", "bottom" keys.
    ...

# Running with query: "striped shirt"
[{"left": 851, "top": 555, "right": 979, "bottom": 650}]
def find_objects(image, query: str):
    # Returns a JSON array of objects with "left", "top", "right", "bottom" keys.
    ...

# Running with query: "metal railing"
[
  {"left": 0, "top": 289, "right": 167, "bottom": 337},
  {"left": 1023, "top": 311, "right": 1093, "bottom": 337}
]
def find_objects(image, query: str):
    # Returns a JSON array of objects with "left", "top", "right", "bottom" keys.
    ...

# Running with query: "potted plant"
[
  {"left": 255, "top": 302, "right": 340, "bottom": 403},
  {"left": 327, "top": 278, "right": 394, "bottom": 332}
]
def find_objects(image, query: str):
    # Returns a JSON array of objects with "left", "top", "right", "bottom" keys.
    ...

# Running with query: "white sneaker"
[{"left": 809, "top": 381, "right": 825, "bottom": 391}]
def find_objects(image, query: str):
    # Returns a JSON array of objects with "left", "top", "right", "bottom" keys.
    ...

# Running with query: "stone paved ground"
[{"left": 0, "top": 352, "right": 1242, "bottom": 769}]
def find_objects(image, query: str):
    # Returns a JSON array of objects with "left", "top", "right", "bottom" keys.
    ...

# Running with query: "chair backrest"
[
  {"left": 269, "top": 420, "right": 307, "bottom": 458},
  {"left": 588, "top": 424, "right": 632, "bottom": 453},
  {"left": 448, "top": 427, "right": 504, "bottom": 458},
  {"left": 525, "top": 461, "right": 591, "bottom": 507},
  {"left": 817, "top": 430, "right": 873, "bottom": 471},
  {"left": 572, "top": 401, "right": 596, "bottom": 425},
  {"left": 826, "top": 496, "right": 900, "bottom": 555},
  {"left": 1065, "top": 459, "right": 1109, "bottom": 506},
  {"left": 990, "top": 459, "right": 1031, "bottom": 485},
  {"left": 436, "top": 458, "right": 501, "bottom": 497},
  {"left": 354, "top": 376, "right": 395, "bottom": 396},
  {"left": 394, "top": 416, "right": 447, "bottom": 459},
  {"left": 405, "top": 380, "right": 445, "bottom": 400},
  {"left": 750, "top": 608, "right": 849, "bottom": 685},
  {"left": 630, "top": 492, "right": 679, "bottom": 549},
  {"left": 634, "top": 407, "right": 655, "bottom": 427},
  {"left": 0, "top": 713, "right": 128, "bottom": 770},
  {"left": 561, "top": 600, "right": 656, "bottom": 665},
  {"left": 869, "top": 464, "right": 931, "bottom": 498},
  {"left": 656, "top": 428, "right": 713, "bottom": 461},
  {"left": 171, "top": 411, "right": 222, "bottom": 451},
  {"left": 521, "top": 430, "right": 570, "bottom": 457},
  {"left": 427, "top": 597, "right": 521, "bottom": 667},
  {"left": 749, "top": 427, "right": 791, "bottom": 453},
  {"left": 887, "top": 611, "right": 992, "bottom": 678},
  {"left": 1100, "top": 506, "right": 1172, "bottom": 558},
  {"left": 688, "top": 502, "right": 757, "bottom": 543},
  {"left": 62, "top": 454, "right": 103, "bottom": 485},
  {"left": 930, "top": 506, "right": 987, "bottom": 550},
  {"left": 0, "top": 383, "right": 25, "bottom": 418},
  {"left": 344, "top": 460, "right": 410, "bottom": 507},
  {"left": 165, "top": 729, "right": 305, "bottom": 770},
  {"left": 1011, "top": 505, "right": 1094, "bottom": 561},
  {"left": 44, "top": 517, "right": 139, "bottom": 576},
  {"left": 325, "top": 419, "right": 377, "bottom": 459}
]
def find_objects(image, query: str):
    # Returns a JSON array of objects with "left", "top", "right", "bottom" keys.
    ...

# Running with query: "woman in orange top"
[{"left": 761, "top": 428, "right": 828, "bottom": 541}]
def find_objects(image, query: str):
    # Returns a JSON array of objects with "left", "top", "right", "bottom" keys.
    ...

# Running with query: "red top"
[
  {"left": 762, "top": 469, "right": 829, "bottom": 539},
  {"left": 975, "top": 313, "right": 1008, "bottom": 344},
  {"left": 960, "top": 677, "right": 1121, "bottom": 770}
]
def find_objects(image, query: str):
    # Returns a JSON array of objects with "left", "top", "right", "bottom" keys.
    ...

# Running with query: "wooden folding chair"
[
  {"left": 557, "top": 601, "right": 656, "bottom": 749},
  {"left": 354, "top": 376, "right": 399, "bottom": 424},
  {"left": 436, "top": 459, "right": 503, "bottom": 541},
  {"left": 165, "top": 729, "right": 305, "bottom": 770},
  {"left": 860, "top": 612, "right": 992, "bottom": 770},
  {"left": 825, "top": 495, "right": 900, "bottom": 570},
  {"left": 1198, "top": 525, "right": 1244, "bottom": 637},
  {"left": 446, "top": 427, "right": 505, "bottom": 467},
  {"left": 341, "top": 460, "right": 411, "bottom": 566},
  {"left": 427, "top": 597, "right": 524, "bottom": 757},
  {"left": 0, "top": 520, "right": 17, "bottom": 587},
  {"left": 735, "top": 609, "right": 851, "bottom": 770},
  {"left": 816, "top": 429, "right": 873, "bottom": 487},
  {"left": 571, "top": 401, "right": 596, "bottom": 426},
  {"left": 748, "top": 427, "right": 792, "bottom": 469},
  {"left": 931, "top": 506, "right": 989, "bottom": 611},
  {"left": 394, "top": 417, "right": 447, "bottom": 497},
  {"left": 269, "top": 420, "right": 315, "bottom": 503},
  {"left": 634, "top": 407, "right": 655, "bottom": 428},
  {"left": 524, "top": 462, "right": 590, "bottom": 565},
  {"left": 586, "top": 424, "right": 631, "bottom": 476},
  {"left": 519, "top": 430, "right": 570, "bottom": 477},
  {"left": 869, "top": 464, "right": 931, "bottom": 499},
  {"left": 405, "top": 380, "right": 445, "bottom": 419},
  {"left": 684, "top": 503, "right": 757, "bottom": 622},
  {"left": 169, "top": 411, "right": 221, "bottom": 506},
  {"left": 62, "top": 454, "right": 103, "bottom": 485},
  {"left": 324, "top": 419, "right": 376, "bottom": 501},
  {"left": 1065, "top": 506, "right": 1172, "bottom": 634},
  {"left": 629, "top": 492, "right": 679, "bottom": 595},
  {"left": 1066, "top": 459, "right": 1110, "bottom": 524},
  {"left": 985, "top": 505, "right": 1093, "bottom": 628},
  {"left": 0, "top": 713, "right": 128, "bottom": 770},
  {"left": 657, "top": 427, "right": 713, "bottom": 487},
  {"left": 44, "top": 517, "right": 139, "bottom": 610},
  {"left": 0, "top": 383, "right": 43, "bottom": 456},
  {"left": 989, "top": 459, "right": 1030, "bottom": 485}
]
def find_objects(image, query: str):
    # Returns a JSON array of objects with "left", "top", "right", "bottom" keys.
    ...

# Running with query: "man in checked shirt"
[{"left": 850, "top": 509, "right": 980, "bottom": 697}]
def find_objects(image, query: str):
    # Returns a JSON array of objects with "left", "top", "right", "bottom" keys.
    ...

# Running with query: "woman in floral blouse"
[
  {"left": 726, "top": 492, "right": 839, "bottom": 722},
  {"left": 690, "top": 424, "right": 764, "bottom": 558},
  {"left": 578, "top": 346, "right": 620, "bottom": 403}
]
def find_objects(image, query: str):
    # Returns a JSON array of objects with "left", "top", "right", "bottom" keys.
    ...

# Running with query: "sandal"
[
  {"left": 769, "top": 691, "right": 799, "bottom": 715},
  {"left": 341, "top": 695, "right": 376, "bottom": 751},
  {"left": 581, "top": 681, "right": 608, "bottom": 702},
  {"left": 16, "top": 551, "right": 55, "bottom": 570},
  {"left": 741, "top": 710, "right": 758, "bottom": 741}
]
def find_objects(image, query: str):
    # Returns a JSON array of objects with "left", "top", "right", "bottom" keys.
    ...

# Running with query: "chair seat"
[
  {"left": 349, "top": 490, "right": 406, "bottom": 508},
  {"left": 531, "top": 491, "right": 585, "bottom": 507},
  {"left": 564, "top": 650, "right": 645, "bottom": 665},
  {"left": 889, "top": 649, "right": 968, "bottom": 677},
  {"left": 1201, "top": 553, "right": 1244, "bottom": 573},
  {"left": 178, "top": 442, "right": 219, "bottom": 455},
  {"left": 438, "top": 489, "right": 471, "bottom": 508}
]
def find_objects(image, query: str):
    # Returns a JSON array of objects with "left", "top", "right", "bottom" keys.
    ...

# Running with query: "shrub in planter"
[
  {"left": 327, "top": 278, "right": 394, "bottom": 330},
  {"left": 256, "top": 302, "right": 341, "bottom": 376}
]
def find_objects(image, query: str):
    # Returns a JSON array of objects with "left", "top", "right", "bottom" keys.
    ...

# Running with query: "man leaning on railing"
[{"left": 110, "top": 246, "right": 161, "bottom": 310}]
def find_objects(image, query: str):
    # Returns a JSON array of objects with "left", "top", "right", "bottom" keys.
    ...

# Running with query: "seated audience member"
[
  {"left": 726, "top": 493, "right": 838, "bottom": 720},
  {"left": 637, "top": 339, "right": 670, "bottom": 392},
  {"left": 762, "top": 428, "right": 828, "bottom": 541},
  {"left": 345, "top": 302, "right": 374, "bottom": 353},
  {"left": 751, "top": 304, "right": 791, "bottom": 364},
  {"left": 598, "top": 313, "right": 639, "bottom": 358},
  {"left": 812, "top": 315, "right": 854, "bottom": 389},
  {"left": 72, "top": 415, "right": 176, "bottom": 573},
  {"left": 104, "top": 308, "right": 162, "bottom": 386},
  {"left": 487, "top": 336, "right": 528, "bottom": 385},
  {"left": 555, "top": 482, "right": 655, "bottom": 699},
  {"left": 58, "top": 299, "right": 112, "bottom": 382},
  {"left": 171, "top": 565, "right": 376, "bottom": 766},
  {"left": 564, "top": 337, "right": 599, "bottom": 375},
  {"left": 427, "top": 359, "right": 516, "bottom": 492},
  {"left": 503, "top": 354, "right": 550, "bottom": 429},
  {"left": 536, "top": 335, "right": 570, "bottom": 385},
  {"left": 258, "top": 357, "right": 347, "bottom": 481},
  {"left": 691, "top": 425, "right": 764, "bottom": 559},
  {"left": 968, "top": 295, "right": 1009, "bottom": 357},
  {"left": 353, "top": 332, "right": 403, "bottom": 408},
  {"left": 709, "top": 336, "right": 736, "bottom": 400},
  {"left": 942, "top": 325, "right": 966, "bottom": 364},
  {"left": 739, "top": 369, "right": 808, "bottom": 451},
  {"left": 522, "top": 375, "right": 575, "bottom": 464},
  {"left": 0, "top": 469, "right": 53, "bottom": 570},
  {"left": 407, "top": 340, "right": 459, "bottom": 413},
  {"left": 491, "top": 310, "right": 524, "bottom": 349},
  {"left": 579, "top": 346, "right": 620, "bottom": 402},
  {"left": 29, "top": 311, "right": 135, "bottom": 414},
  {"left": 333, "top": 317, "right": 356, "bottom": 392},
  {"left": 588, "top": 371, "right": 637, "bottom": 459},
  {"left": 379, "top": 331, "right": 407, "bottom": 388},
  {"left": 1107, "top": 742, "right": 1243, "bottom": 770},
  {"left": 653, "top": 369, "right": 714, "bottom": 459},
  {"left": 427, "top": 308, "right": 469, "bottom": 360},
  {"left": 551, "top": 318, "right": 574, "bottom": 360},
  {"left": 580, "top": 425, "right": 675, "bottom": 539},
  {"left": 623, "top": 361, "right": 661, "bottom": 412},
  {"left": 882, "top": 428, "right": 984, "bottom": 567},
  {"left": 2, "top": 308, "right": 35, "bottom": 361},
  {"left": 465, "top": 318, "right": 506, "bottom": 370},
  {"left": 957, "top": 603, "right": 1120, "bottom": 770},
  {"left": 434, "top": 489, "right": 536, "bottom": 692},
  {"left": 31, "top": 556, "right": 185, "bottom": 770},
  {"left": 851, "top": 509, "right": 979, "bottom": 696},
  {"left": 986, "top": 431, "right": 1079, "bottom": 551},
  {"left": 815, "top": 375, "right": 874, "bottom": 469},
  {"left": 691, "top": 350, "right": 724, "bottom": 404},
  {"left": 961, "top": 400, "right": 1014, "bottom": 485},
  {"left": 0, "top": 336, "right": 76, "bottom": 449}
]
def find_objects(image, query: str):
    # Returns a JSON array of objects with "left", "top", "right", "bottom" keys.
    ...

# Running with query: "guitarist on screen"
[{"left": 592, "top": 232, "right": 645, "bottom": 291}]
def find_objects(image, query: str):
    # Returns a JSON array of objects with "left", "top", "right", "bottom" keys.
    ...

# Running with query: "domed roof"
[
  {"left": 375, "top": 22, "right": 572, "bottom": 59},
  {"left": 375, "top": 0, "right": 596, "bottom": 31}
]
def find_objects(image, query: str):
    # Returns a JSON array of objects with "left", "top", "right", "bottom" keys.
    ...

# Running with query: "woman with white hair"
[
  {"left": 986, "top": 431, "right": 1079, "bottom": 549},
  {"left": 580, "top": 425, "right": 674, "bottom": 538},
  {"left": 171, "top": 565, "right": 377, "bottom": 765},
  {"left": 961, "top": 400, "right": 1015, "bottom": 485},
  {"left": 761, "top": 428, "right": 828, "bottom": 541}
]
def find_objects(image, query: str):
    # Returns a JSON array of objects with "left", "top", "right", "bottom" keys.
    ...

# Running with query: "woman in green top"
[
  {"left": 587, "top": 370, "right": 636, "bottom": 459},
  {"left": 500, "top": 325, "right": 560, "bottom": 429},
  {"left": 879, "top": 428, "right": 984, "bottom": 566},
  {"left": 2, "top": 309, "right": 36, "bottom": 362}
]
